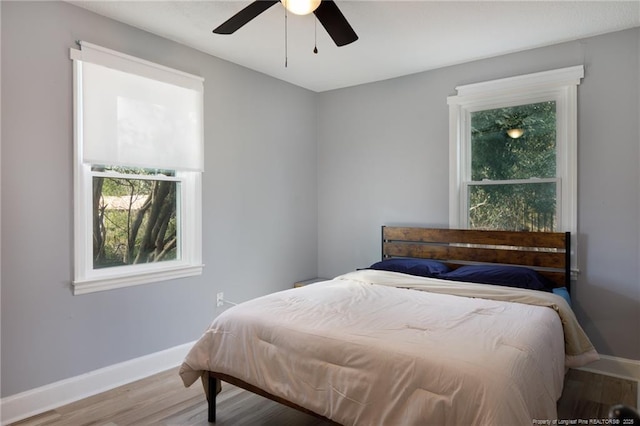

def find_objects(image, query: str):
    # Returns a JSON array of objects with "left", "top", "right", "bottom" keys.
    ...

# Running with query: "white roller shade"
[{"left": 71, "top": 42, "right": 204, "bottom": 171}]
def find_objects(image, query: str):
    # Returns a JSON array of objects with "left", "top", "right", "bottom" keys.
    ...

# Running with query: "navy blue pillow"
[
  {"left": 440, "top": 265, "right": 554, "bottom": 292},
  {"left": 368, "top": 258, "right": 450, "bottom": 278}
]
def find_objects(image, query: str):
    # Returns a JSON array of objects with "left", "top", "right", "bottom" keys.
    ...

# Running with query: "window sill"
[{"left": 72, "top": 264, "right": 204, "bottom": 295}]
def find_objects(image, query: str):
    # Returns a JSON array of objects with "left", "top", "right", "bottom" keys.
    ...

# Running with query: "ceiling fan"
[{"left": 213, "top": 0, "right": 358, "bottom": 47}]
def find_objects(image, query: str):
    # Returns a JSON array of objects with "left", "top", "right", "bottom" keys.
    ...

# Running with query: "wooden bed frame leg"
[{"left": 208, "top": 375, "right": 218, "bottom": 423}]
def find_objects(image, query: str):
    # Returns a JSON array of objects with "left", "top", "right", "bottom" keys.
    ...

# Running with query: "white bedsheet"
[{"left": 180, "top": 270, "right": 598, "bottom": 425}]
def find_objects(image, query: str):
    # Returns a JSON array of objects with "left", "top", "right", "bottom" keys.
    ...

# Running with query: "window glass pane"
[
  {"left": 92, "top": 174, "right": 179, "bottom": 269},
  {"left": 91, "top": 165, "right": 175, "bottom": 177},
  {"left": 471, "top": 101, "right": 556, "bottom": 180},
  {"left": 468, "top": 182, "right": 556, "bottom": 232}
]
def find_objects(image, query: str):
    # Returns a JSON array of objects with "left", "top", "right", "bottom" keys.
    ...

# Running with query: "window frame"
[
  {"left": 447, "top": 66, "right": 583, "bottom": 275},
  {"left": 71, "top": 43, "right": 203, "bottom": 295}
]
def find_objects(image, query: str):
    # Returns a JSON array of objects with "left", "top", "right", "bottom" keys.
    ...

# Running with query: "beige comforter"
[{"left": 180, "top": 270, "right": 598, "bottom": 425}]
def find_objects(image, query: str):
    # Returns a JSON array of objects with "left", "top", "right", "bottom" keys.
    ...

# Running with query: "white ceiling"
[{"left": 68, "top": 1, "right": 640, "bottom": 92}]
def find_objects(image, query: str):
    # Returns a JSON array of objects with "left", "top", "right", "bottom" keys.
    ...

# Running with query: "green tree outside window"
[
  {"left": 469, "top": 101, "right": 557, "bottom": 231},
  {"left": 92, "top": 166, "right": 178, "bottom": 269}
]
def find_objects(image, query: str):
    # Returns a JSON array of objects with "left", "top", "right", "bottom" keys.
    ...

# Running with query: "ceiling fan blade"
[
  {"left": 313, "top": 0, "right": 358, "bottom": 47},
  {"left": 213, "top": 0, "right": 279, "bottom": 34}
]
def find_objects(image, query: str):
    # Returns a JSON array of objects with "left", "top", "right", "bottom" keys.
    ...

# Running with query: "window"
[
  {"left": 71, "top": 42, "right": 204, "bottom": 294},
  {"left": 468, "top": 101, "right": 558, "bottom": 231},
  {"left": 447, "top": 66, "right": 583, "bottom": 274}
]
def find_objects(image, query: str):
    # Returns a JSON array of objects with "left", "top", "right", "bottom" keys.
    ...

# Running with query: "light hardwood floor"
[{"left": 11, "top": 367, "right": 638, "bottom": 426}]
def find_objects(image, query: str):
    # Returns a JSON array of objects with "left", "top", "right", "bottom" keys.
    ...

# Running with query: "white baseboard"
[
  {"left": 1, "top": 341, "right": 196, "bottom": 425},
  {"left": 578, "top": 355, "right": 640, "bottom": 410},
  {"left": 577, "top": 354, "right": 640, "bottom": 381}
]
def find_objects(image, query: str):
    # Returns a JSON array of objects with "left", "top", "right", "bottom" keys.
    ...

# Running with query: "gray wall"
[
  {"left": 2, "top": 1, "right": 639, "bottom": 400},
  {"left": 1, "top": 1, "right": 318, "bottom": 397},
  {"left": 318, "top": 28, "right": 640, "bottom": 360}
]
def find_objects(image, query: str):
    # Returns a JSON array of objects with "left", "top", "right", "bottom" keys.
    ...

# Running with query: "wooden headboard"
[{"left": 382, "top": 226, "right": 571, "bottom": 290}]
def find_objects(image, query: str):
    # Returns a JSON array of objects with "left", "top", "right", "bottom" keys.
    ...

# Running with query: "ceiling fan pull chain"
[
  {"left": 313, "top": 16, "right": 318, "bottom": 54},
  {"left": 284, "top": 0, "right": 288, "bottom": 67}
]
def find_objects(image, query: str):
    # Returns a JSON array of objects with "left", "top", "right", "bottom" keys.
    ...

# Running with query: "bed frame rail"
[{"left": 207, "top": 372, "right": 340, "bottom": 424}]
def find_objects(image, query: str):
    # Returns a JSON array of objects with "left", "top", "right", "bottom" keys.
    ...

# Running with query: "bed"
[{"left": 180, "top": 226, "right": 599, "bottom": 425}]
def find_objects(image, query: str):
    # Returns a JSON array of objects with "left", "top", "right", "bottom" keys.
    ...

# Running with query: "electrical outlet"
[{"left": 216, "top": 292, "right": 224, "bottom": 307}]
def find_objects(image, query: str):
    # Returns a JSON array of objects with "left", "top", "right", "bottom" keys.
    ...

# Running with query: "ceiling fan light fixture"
[
  {"left": 281, "top": 0, "right": 321, "bottom": 15},
  {"left": 506, "top": 128, "right": 525, "bottom": 139}
]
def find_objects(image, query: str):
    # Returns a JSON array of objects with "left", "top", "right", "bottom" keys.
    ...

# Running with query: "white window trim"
[
  {"left": 71, "top": 44, "right": 204, "bottom": 295},
  {"left": 447, "top": 66, "right": 583, "bottom": 275}
]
